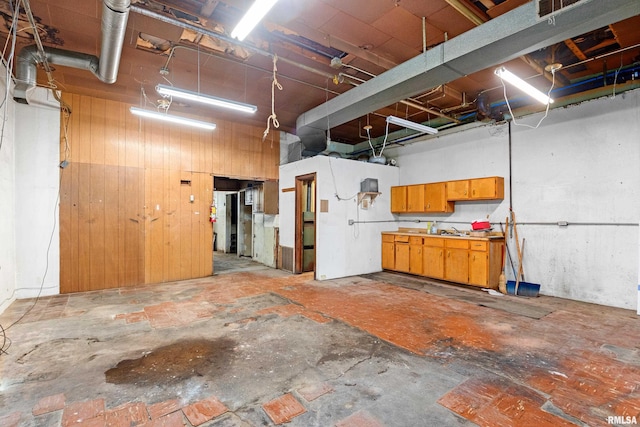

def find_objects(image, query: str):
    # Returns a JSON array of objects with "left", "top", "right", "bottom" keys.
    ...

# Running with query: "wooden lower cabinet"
[
  {"left": 444, "top": 239, "right": 469, "bottom": 284},
  {"left": 409, "top": 237, "right": 423, "bottom": 275},
  {"left": 395, "top": 243, "right": 410, "bottom": 273},
  {"left": 469, "top": 251, "right": 488, "bottom": 286},
  {"left": 382, "top": 237, "right": 395, "bottom": 270},
  {"left": 382, "top": 233, "right": 504, "bottom": 289},
  {"left": 423, "top": 238, "right": 444, "bottom": 279}
]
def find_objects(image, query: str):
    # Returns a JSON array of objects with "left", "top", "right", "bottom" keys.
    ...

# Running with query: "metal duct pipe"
[
  {"left": 13, "top": 0, "right": 130, "bottom": 104},
  {"left": 98, "top": 0, "right": 131, "bottom": 84}
]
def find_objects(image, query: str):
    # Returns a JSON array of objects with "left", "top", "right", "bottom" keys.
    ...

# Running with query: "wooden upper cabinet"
[
  {"left": 448, "top": 177, "right": 504, "bottom": 201},
  {"left": 406, "top": 184, "right": 425, "bottom": 212},
  {"left": 446, "top": 180, "right": 470, "bottom": 200},
  {"left": 391, "top": 177, "right": 503, "bottom": 214},
  {"left": 425, "top": 182, "right": 454, "bottom": 213},
  {"left": 391, "top": 186, "right": 407, "bottom": 213},
  {"left": 470, "top": 177, "right": 504, "bottom": 200}
]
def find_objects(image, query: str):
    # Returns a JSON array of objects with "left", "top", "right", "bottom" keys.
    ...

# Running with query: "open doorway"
[
  {"left": 213, "top": 177, "right": 279, "bottom": 273},
  {"left": 237, "top": 188, "right": 253, "bottom": 258},
  {"left": 295, "top": 173, "right": 316, "bottom": 274}
]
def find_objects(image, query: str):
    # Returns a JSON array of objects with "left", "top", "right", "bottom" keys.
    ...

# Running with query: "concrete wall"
[
  {"left": 385, "top": 89, "right": 640, "bottom": 309},
  {"left": 279, "top": 156, "right": 399, "bottom": 280},
  {"left": 0, "top": 75, "right": 60, "bottom": 315},
  {"left": 0, "top": 64, "right": 16, "bottom": 314},
  {"left": 14, "top": 89, "right": 61, "bottom": 299}
]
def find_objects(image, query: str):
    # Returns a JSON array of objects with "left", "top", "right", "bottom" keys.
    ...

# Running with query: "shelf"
[{"left": 358, "top": 192, "right": 381, "bottom": 207}]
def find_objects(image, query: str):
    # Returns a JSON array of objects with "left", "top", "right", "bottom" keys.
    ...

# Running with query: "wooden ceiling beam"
[
  {"left": 564, "top": 38, "right": 588, "bottom": 61},
  {"left": 200, "top": 0, "right": 219, "bottom": 18},
  {"left": 444, "top": 0, "right": 489, "bottom": 26}
]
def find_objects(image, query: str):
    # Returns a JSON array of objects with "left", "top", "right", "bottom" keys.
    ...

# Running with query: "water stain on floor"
[{"left": 105, "top": 338, "right": 236, "bottom": 386}]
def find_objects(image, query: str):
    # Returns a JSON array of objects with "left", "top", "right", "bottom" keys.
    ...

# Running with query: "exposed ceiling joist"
[{"left": 296, "top": 0, "right": 639, "bottom": 135}]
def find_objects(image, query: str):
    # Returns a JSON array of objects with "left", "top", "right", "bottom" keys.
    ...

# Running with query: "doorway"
[
  {"left": 295, "top": 173, "right": 316, "bottom": 274},
  {"left": 237, "top": 188, "right": 253, "bottom": 258}
]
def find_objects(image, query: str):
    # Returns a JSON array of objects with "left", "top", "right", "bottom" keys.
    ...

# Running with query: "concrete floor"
[{"left": 1, "top": 253, "right": 638, "bottom": 427}]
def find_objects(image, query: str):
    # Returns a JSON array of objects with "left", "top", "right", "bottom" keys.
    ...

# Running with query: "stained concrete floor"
[{"left": 1, "top": 253, "right": 639, "bottom": 427}]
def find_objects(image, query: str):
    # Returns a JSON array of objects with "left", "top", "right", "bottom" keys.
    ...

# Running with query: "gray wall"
[{"left": 386, "top": 89, "right": 640, "bottom": 309}]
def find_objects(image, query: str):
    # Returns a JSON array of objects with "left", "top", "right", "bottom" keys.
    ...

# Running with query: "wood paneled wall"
[{"left": 59, "top": 94, "right": 279, "bottom": 293}]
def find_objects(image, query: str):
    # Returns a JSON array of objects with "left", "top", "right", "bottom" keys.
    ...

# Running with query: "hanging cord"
[
  {"left": 263, "top": 54, "right": 282, "bottom": 141},
  {"left": 612, "top": 54, "right": 624, "bottom": 98},
  {"left": 500, "top": 69, "right": 556, "bottom": 130},
  {"left": 368, "top": 120, "right": 391, "bottom": 158}
]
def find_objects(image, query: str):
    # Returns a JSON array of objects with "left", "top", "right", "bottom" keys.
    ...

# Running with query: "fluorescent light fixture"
[
  {"left": 386, "top": 115, "right": 438, "bottom": 135},
  {"left": 156, "top": 84, "right": 257, "bottom": 114},
  {"left": 230, "top": 0, "right": 279, "bottom": 41},
  {"left": 495, "top": 66, "right": 554, "bottom": 105},
  {"left": 129, "top": 107, "right": 216, "bottom": 130}
]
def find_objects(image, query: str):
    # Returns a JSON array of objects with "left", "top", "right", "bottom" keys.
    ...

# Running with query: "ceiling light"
[
  {"left": 130, "top": 107, "right": 216, "bottom": 130},
  {"left": 386, "top": 115, "right": 438, "bottom": 135},
  {"left": 156, "top": 84, "right": 257, "bottom": 114},
  {"left": 495, "top": 66, "right": 554, "bottom": 105},
  {"left": 230, "top": 0, "right": 278, "bottom": 41}
]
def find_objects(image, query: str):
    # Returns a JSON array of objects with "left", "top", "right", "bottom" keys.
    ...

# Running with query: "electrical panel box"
[{"left": 360, "top": 178, "right": 378, "bottom": 193}]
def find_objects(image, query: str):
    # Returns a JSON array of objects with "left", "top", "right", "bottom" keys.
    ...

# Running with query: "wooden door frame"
[{"left": 294, "top": 173, "right": 316, "bottom": 274}]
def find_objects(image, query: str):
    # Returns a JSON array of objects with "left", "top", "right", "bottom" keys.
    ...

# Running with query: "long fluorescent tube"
[
  {"left": 230, "top": 0, "right": 279, "bottom": 41},
  {"left": 129, "top": 107, "right": 216, "bottom": 130},
  {"left": 495, "top": 66, "right": 554, "bottom": 105},
  {"left": 386, "top": 115, "right": 438, "bottom": 135},
  {"left": 156, "top": 84, "right": 257, "bottom": 114}
]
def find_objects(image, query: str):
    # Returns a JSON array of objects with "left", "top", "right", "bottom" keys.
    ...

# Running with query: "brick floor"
[
  {"left": 0, "top": 411, "right": 22, "bottom": 427},
  {"left": 61, "top": 398, "right": 106, "bottom": 427},
  {"left": 262, "top": 393, "right": 306, "bottom": 425},
  {"left": 297, "top": 382, "right": 334, "bottom": 402},
  {"left": 335, "top": 410, "right": 384, "bottom": 427},
  {"left": 32, "top": 393, "right": 66, "bottom": 416},
  {"left": 142, "top": 411, "right": 185, "bottom": 427},
  {"left": 181, "top": 396, "right": 228, "bottom": 426},
  {"left": 105, "top": 402, "right": 149, "bottom": 427},
  {"left": 147, "top": 400, "right": 182, "bottom": 420},
  {"left": 257, "top": 304, "right": 331, "bottom": 324}
]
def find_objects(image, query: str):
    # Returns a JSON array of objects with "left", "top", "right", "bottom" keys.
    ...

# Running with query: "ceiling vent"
[{"left": 537, "top": 0, "right": 584, "bottom": 20}]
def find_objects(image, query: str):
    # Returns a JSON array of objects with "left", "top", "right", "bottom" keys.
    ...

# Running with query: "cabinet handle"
[
  {"left": 427, "top": 203, "right": 430, "bottom": 208},
  {"left": 440, "top": 250, "right": 443, "bottom": 257}
]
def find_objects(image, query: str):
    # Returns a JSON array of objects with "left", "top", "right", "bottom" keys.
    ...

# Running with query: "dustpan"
[{"left": 506, "top": 280, "right": 540, "bottom": 297}]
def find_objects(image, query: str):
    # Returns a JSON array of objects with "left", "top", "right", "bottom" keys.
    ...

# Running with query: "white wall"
[
  {"left": 14, "top": 89, "right": 61, "bottom": 299},
  {"left": 213, "top": 190, "right": 231, "bottom": 252},
  {"left": 0, "top": 74, "right": 60, "bottom": 315},
  {"left": 279, "top": 156, "right": 399, "bottom": 280},
  {"left": 0, "top": 64, "right": 17, "bottom": 314},
  {"left": 386, "top": 90, "right": 640, "bottom": 309}
]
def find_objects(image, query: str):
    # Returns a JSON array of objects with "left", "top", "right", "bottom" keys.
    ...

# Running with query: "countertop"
[{"left": 382, "top": 229, "right": 505, "bottom": 241}]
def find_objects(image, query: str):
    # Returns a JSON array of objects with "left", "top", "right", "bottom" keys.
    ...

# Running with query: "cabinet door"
[
  {"left": 470, "top": 177, "right": 504, "bottom": 200},
  {"left": 391, "top": 186, "right": 407, "bottom": 213},
  {"left": 409, "top": 244, "right": 423, "bottom": 275},
  {"left": 406, "top": 184, "right": 425, "bottom": 212},
  {"left": 444, "top": 248, "right": 469, "bottom": 283},
  {"left": 423, "top": 246, "right": 444, "bottom": 279},
  {"left": 425, "top": 182, "right": 454, "bottom": 213},
  {"left": 447, "top": 180, "right": 469, "bottom": 200},
  {"left": 395, "top": 244, "right": 410, "bottom": 273},
  {"left": 469, "top": 251, "right": 489, "bottom": 286},
  {"left": 382, "top": 242, "right": 395, "bottom": 270}
]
